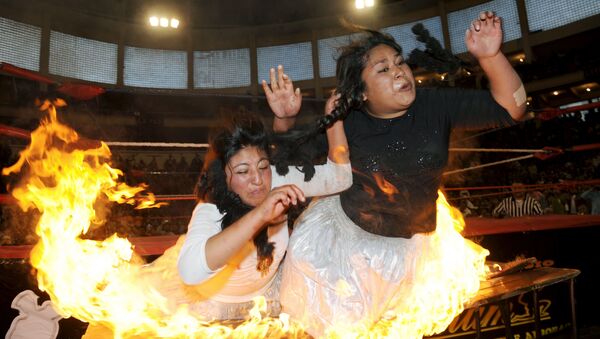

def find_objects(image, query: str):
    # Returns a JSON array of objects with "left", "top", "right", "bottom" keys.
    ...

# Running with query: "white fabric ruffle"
[{"left": 281, "top": 195, "right": 486, "bottom": 337}]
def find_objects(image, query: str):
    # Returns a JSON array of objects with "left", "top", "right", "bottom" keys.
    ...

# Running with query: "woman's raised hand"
[
  {"left": 466, "top": 11, "right": 503, "bottom": 60},
  {"left": 262, "top": 65, "right": 302, "bottom": 120}
]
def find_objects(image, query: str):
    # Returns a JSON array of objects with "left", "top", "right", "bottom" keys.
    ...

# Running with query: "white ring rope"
[
  {"left": 0, "top": 123, "right": 577, "bottom": 177},
  {"left": 102, "top": 142, "right": 540, "bottom": 176},
  {"left": 443, "top": 154, "right": 536, "bottom": 176},
  {"left": 105, "top": 141, "right": 209, "bottom": 148},
  {"left": 103, "top": 143, "right": 544, "bottom": 153},
  {"left": 449, "top": 147, "right": 543, "bottom": 153}
]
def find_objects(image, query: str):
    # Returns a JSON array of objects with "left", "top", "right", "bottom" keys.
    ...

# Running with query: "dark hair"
[
  {"left": 273, "top": 23, "right": 462, "bottom": 158},
  {"left": 333, "top": 29, "right": 403, "bottom": 121},
  {"left": 270, "top": 29, "right": 402, "bottom": 171},
  {"left": 196, "top": 114, "right": 274, "bottom": 274}
]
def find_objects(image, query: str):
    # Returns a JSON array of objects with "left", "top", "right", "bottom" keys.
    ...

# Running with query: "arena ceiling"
[
  {"left": 41, "top": 0, "right": 438, "bottom": 28},
  {"left": 1, "top": 0, "right": 599, "bottom": 112}
]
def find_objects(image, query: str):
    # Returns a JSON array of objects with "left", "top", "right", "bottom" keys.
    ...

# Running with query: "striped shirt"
[{"left": 492, "top": 196, "right": 543, "bottom": 217}]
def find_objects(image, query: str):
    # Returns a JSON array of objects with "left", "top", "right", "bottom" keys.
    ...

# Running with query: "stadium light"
[
  {"left": 355, "top": 0, "right": 374, "bottom": 9},
  {"left": 149, "top": 15, "right": 180, "bottom": 29}
]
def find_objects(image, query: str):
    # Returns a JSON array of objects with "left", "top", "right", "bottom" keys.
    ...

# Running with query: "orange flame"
[
  {"left": 372, "top": 173, "right": 399, "bottom": 201},
  {"left": 4, "top": 101, "right": 488, "bottom": 338},
  {"left": 3, "top": 101, "right": 307, "bottom": 338},
  {"left": 324, "top": 192, "right": 488, "bottom": 338}
]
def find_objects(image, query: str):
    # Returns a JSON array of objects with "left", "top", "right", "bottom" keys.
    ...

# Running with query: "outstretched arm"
[
  {"left": 269, "top": 91, "right": 351, "bottom": 197},
  {"left": 262, "top": 65, "right": 302, "bottom": 132},
  {"left": 466, "top": 11, "right": 527, "bottom": 121}
]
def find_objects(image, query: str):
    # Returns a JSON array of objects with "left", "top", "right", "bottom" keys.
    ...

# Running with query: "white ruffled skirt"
[{"left": 280, "top": 195, "right": 487, "bottom": 338}]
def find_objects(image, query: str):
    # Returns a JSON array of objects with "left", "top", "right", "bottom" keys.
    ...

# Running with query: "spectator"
[
  {"left": 190, "top": 153, "right": 203, "bottom": 172},
  {"left": 163, "top": 155, "right": 176, "bottom": 172},
  {"left": 176, "top": 155, "right": 188, "bottom": 172},
  {"left": 458, "top": 190, "right": 479, "bottom": 217},
  {"left": 493, "top": 182, "right": 543, "bottom": 217},
  {"left": 546, "top": 189, "right": 567, "bottom": 214},
  {"left": 136, "top": 158, "right": 147, "bottom": 171},
  {"left": 147, "top": 156, "right": 158, "bottom": 171},
  {"left": 581, "top": 186, "right": 600, "bottom": 215}
]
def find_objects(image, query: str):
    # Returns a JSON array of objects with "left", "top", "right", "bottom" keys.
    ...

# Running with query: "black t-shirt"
[{"left": 339, "top": 87, "right": 516, "bottom": 238}]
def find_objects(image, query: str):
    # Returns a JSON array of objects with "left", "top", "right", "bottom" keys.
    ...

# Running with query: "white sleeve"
[
  {"left": 177, "top": 203, "right": 224, "bottom": 285},
  {"left": 270, "top": 158, "right": 352, "bottom": 198}
]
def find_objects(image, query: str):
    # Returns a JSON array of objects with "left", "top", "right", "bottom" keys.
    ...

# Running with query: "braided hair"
[
  {"left": 407, "top": 23, "right": 470, "bottom": 74},
  {"left": 196, "top": 114, "right": 274, "bottom": 274},
  {"left": 270, "top": 29, "right": 403, "bottom": 172}
]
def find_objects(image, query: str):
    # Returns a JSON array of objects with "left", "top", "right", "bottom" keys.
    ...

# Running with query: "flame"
[
  {"left": 372, "top": 173, "right": 400, "bottom": 202},
  {"left": 362, "top": 183, "right": 376, "bottom": 198},
  {"left": 5, "top": 101, "right": 488, "bottom": 338},
  {"left": 325, "top": 192, "right": 489, "bottom": 338},
  {"left": 3, "top": 101, "right": 306, "bottom": 338}
]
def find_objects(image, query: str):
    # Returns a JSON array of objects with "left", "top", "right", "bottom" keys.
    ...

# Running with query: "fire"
[
  {"left": 325, "top": 192, "right": 489, "bottom": 338},
  {"left": 3, "top": 101, "right": 306, "bottom": 338},
  {"left": 373, "top": 173, "right": 400, "bottom": 201},
  {"left": 4, "top": 101, "right": 488, "bottom": 338}
]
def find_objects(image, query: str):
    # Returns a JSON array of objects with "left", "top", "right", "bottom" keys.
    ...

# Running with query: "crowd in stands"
[
  {"left": 111, "top": 152, "right": 204, "bottom": 195},
  {"left": 0, "top": 144, "right": 201, "bottom": 245},
  {"left": 1, "top": 105, "right": 599, "bottom": 246}
]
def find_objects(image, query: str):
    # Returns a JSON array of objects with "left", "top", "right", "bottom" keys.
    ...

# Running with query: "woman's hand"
[
  {"left": 262, "top": 65, "right": 302, "bottom": 120},
  {"left": 257, "top": 185, "right": 305, "bottom": 225},
  {"left": 466, "top": 11, "right": 503, "bottom": 60}
]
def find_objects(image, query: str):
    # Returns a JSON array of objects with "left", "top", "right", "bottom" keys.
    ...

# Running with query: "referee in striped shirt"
[{"left": 493, "top": 182, "right": 543, "bottom": 218}]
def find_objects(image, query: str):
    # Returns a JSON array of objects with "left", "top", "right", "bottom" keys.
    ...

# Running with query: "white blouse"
[{"left": 177, "top": 159, "right": 351, "bottom": 303}]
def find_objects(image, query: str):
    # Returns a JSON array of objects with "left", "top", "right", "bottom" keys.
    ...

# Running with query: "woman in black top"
[{"left": 265, "top": 11, "right": 527, "bottom": 337}]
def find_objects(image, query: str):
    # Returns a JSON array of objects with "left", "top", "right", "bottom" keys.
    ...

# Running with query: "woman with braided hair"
[
  {"left": 264, "top": 11, "right": 527, "bottom": 336},
  {"left": 170, "top": 111, "right": 351, "bottom": 320}
]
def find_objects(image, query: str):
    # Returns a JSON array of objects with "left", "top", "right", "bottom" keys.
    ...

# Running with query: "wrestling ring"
[{"left": 1, "top": 101, "right": 599, "bottom": 338}]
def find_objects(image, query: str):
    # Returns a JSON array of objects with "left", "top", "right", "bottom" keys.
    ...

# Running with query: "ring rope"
[
  {"left": 444, "top": 179, "right": 600, "bottom": 192},
  {"left": 105, "top": 141, "right": 208, "bottom": 148},
  {"left": 4, "top": 179, "right": 599, "bottom": 205},
  {"left": 445, "top": 143, "right": 600, "bottom": 175},
  {"left": 446, "top": 179, "right": 600, "bottom": 201},
  {"left": 2, "top": 122, "right": 599, "bottom": 177},
  {"left": 443, "top": 154, "right": 535, "bottom": 176},
  {"left": 449, "top": 147, "right": 544, "bottom": 153},
  {"left": 454, "top": 101, "right": 600, "bottom": 144}
]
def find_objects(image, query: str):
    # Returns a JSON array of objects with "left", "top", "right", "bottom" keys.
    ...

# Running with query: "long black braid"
[
  {"left": 270, "top": 28, "right": 403, "bottom": 173},
  {"left": 407, "top": 23, "right": 472, "bottom": 74},
  {"left": 196, "top": 114, "right": 274, "bottom": 274}
]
